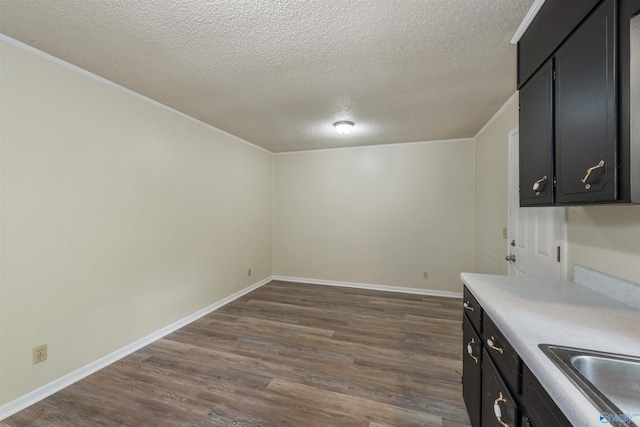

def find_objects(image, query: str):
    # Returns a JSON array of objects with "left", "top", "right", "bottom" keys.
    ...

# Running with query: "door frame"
[{"left": 507, "top": 126, "right": 569, "bottom": 279}]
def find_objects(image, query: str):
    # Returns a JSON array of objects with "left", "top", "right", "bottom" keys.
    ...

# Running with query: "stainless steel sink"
[{"left": 540, "top": 345, "right": 640, "bottom": 427}]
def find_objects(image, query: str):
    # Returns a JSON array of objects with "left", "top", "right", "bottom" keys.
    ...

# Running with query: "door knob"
[{"left": 505, "top": 254, "right": 516, "bottom": 262}]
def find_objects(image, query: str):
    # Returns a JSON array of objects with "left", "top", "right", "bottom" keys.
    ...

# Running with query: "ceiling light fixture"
[{"left": 333, "top": 120, "right": 355, "bottom": 135}]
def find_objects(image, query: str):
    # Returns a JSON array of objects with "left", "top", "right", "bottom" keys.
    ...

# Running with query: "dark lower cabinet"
[
  {"left": 520, "top": 364, "right": 572, "bottom": 427},
  {"left": 462, "top": 286, "right": 572, "bottom": 427},
  {"left": 463, "top": 286, "right": 483, "bottom": 333},
  {"left": 482, "top": 350, "right": 519, "bottom": 427},
  {"left": 482, "top": 315, "right": 521, "bottom": 395},
  {"left": 462, "top": 316, "right": 482, "bottom": 427}
]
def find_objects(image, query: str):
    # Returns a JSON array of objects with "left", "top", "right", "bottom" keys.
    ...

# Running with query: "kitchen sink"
[{"left": 540, "top": 344, "right": 640, "bottom": 427}]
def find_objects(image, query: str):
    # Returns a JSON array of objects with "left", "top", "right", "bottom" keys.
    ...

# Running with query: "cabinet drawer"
[
  {"left": 462, "top": 316, "right": 482, "bottom": 427},
  {"left": 521, "top": 364, "right": 571, "bottom": 427},
  {"left": 482, "top": 350, "right": 519, "bottom": 427},
  {"left": 463, "top": 286, "right": 483, "bottom": 334},
  {"left": 483, "top": 315, "right": 521, "bottom": 394}
]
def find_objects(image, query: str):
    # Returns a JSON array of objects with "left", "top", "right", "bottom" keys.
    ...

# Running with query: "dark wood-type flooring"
[{"left": 3, "top": 280, "right": 471, "bottom": 427}]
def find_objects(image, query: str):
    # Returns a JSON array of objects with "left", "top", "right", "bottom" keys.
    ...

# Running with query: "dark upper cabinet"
[
  {"left": 620, "top": 0, "right": 640, "bottom": 203},
  {"left": 519, "top": 60, "right": 554, "bottom": 205},
  {"left": 518, "top": 0, "right": 601, "bottom": 86},
  {"left": 517, "top": 0, "right": 640, "bottom": 206},
  {"left": 555, "top": 0, "right": 617, "bottom": 203}
]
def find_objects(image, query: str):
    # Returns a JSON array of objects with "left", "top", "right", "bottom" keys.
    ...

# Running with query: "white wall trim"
[
  {"left": 510, "top": 0, "right": 546, "bottom": 45},
  {"left": 274, "top": 137, "right": 474, "bottom": 156},
  {"left": 506, "top": 126, "right": 520, "bottom": 277},
  {"left": 272, "top": 154, "right": 276, "bottom": 275},
  {"left": 0, "top": 276, "right": 274, "bottom": 421},
  {"left": 273, "top": 276, "right": 463, "bottom": 299},
  {"left": 472, "top": 125, "right": 477, "bottom": 273},
  {"left": 0, "top": 33, "right": 272, "bottom": 155}
]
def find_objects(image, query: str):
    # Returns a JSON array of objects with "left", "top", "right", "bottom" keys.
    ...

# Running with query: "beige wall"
[
  {"left": 567, "top": 206, "right": 640, "bottom": 282},
  {"left": 0, "top": 40, "right": 273, "bottom": 406},
  {"left": 274, "top": 140, "right": 475, "bottom": 293},
  {"left": 473, "top": 94, "right": 518, "bottom": 275}
]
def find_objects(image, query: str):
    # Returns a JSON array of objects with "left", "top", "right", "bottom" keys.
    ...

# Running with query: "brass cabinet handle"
[
  {"left": 581, "top": 160, "right": 605, "bottom": 189},
  {"left": 486, "top": 336, "right": 504, "bottom": 355},
  {"left": 532, "top": 176, "right": 547, "bottom": 195},
  {"left": 466, "top": 338, "right": 478, "bottom": 364},
  {"left": 493, "top": 392, "right": 511, "bottom": 427},
  {"left": 463, "top": 301, "right": 474, "bottom": 312}
]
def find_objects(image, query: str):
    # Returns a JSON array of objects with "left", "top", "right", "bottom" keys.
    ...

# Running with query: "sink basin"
[{"left": 540, "top": 345, "right": 640, "bottom": 427}]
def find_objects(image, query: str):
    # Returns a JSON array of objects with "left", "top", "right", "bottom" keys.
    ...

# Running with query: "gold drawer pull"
[
  {"left": 467, "top": 338, "right": 478, "bottom": 364},
  {"left": 493, "top": 392, "right": 510, "bottom": 427},
  {"left": 486, "top": 336, "right": 504, "bottom": 354},
  {"left": 581, "top": 160, "right": 605, "bottom": 189},
  {"left": 463, "top": 301, "right": 474, "bottom": 311}
]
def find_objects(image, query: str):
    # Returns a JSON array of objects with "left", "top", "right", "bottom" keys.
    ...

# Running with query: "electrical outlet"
[
  {"left": 248, "top": 268, "right": 252, "bottom": 277},
  {"left": 33, "top": 344, "right": 47, "bottom": 365},
  {"left": 423, "top": 271, "right": 429, "bottom": 279}
]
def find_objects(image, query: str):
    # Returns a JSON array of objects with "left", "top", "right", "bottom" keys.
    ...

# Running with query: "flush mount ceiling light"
[{"left": 333, "top": 120, "right": 355, "bottom": 135}]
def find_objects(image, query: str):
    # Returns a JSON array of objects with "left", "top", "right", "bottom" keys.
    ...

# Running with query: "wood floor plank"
[
  {"left": 266, "top": 378, "right": 443, "bottom": 427},
  {"left": 4, "top": 281, "right": 471, "bottom": 427},
  {"left": 215, "top": 313, "right": 336, "bottom": 337}
]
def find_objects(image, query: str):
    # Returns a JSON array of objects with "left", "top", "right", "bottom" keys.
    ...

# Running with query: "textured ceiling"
[{"left": 0, "top": 0, "right": 533, "bottom": 152}]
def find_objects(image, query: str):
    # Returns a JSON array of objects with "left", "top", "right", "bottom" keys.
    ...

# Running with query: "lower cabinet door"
[
  {"left": 520, "top": 364, "right": 572, "bottom": 427},
  {"left": 462, "top": 316, "right": 482, "bottom": 427},
  {"left": 482, "top": 350, "right": 519, "bottom": 427}
]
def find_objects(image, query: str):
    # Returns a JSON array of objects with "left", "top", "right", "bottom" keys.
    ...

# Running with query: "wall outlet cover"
[{"left": 33, "top": 344, "right": 47, "bottom": 365}]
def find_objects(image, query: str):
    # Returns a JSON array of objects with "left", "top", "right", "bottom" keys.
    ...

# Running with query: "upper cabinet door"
[
  {"left": 517, "top": 0, "right": 601, "bottom": 87},
  {"left": 555, "top": 0, "right": 617, "bottom": 203},
  {"left": 519, "top": 60, "right": 554, "bottom": 206}
]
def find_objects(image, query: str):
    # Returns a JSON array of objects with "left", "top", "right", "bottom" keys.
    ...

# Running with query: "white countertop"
[{"left": 460, "top": 271, "right": 640, "bottom": 427}]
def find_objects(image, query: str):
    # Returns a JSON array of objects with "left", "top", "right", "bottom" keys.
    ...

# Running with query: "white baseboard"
[
  {"left": 273, "top": 275, "right": 463, "bottom": 299},
  {"left": 0, "top": 276, "right": 274, "bottom": 421}
]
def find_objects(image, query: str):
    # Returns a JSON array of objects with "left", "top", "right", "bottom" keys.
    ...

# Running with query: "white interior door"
[{"left": 507, "top": 127, "right": 567, "bottom": 280}]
